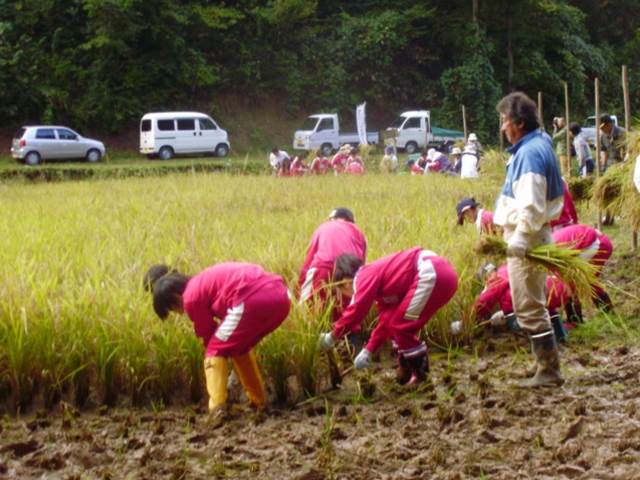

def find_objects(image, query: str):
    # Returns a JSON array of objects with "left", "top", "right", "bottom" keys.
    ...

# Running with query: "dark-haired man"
[
  {"left": 318, "top": 248, "right": 458, "bottom": 385},
  {"left": 495, "top": 92, "right": 565, "bottom": 388}
]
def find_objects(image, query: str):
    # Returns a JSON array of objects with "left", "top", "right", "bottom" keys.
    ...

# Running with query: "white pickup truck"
[
  {"left": 293, "top": 114, "right": 379, "bottom": 156},
  {"left": 387, "top": 111, "right": 465, "bottom": 154}
]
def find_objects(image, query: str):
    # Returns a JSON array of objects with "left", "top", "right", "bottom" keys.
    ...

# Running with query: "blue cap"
[{"left": 456, "top": 198, "right": 479, "bottom": 225}]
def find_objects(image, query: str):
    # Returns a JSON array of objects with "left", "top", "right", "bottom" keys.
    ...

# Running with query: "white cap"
[
  {"left": 468, "top": 133, "right": 478, "bottom": 142},
  {"left": 451, "top": 147, "right": 462, "bottom": 155},
  {"left": 427, "top": 148, "right": 437, "bottom": 160}
]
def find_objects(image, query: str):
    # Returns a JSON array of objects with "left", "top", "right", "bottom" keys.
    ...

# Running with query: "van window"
[
  {"left": 36, "top": 128, "right": 56, "bottom": 139},
  {"left": 56, "top": 129, "right": 77, "bottom": 140},
  {"left": 13, "top": 128, "right": 26, "bottom": 139},
  {"left": 157, "top": 120, "right": 175, "bottom": 131},
  {"left": 317, "top": 118, "right": 334, "bottom": 131},
  {"left": 177, "top": 119, "right": 196, "bottom": 131},
  {"left": 141, "top": 119, "right": 151, "bottom": 132},
  {"left": 403, "top": 117, "right": 421, "bottom": 129},
  {"left": 199, "top": 118, "right": 216, "bottom": 130}
]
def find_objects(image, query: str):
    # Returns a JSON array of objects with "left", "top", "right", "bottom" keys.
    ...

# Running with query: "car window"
[
  {"left": 36, "top": 128, "right": 56, "bottom": 139},
  {"left": 317, "top": 118, "right": 334, "bottom": 131},
  {"left": 177, "top": 119, "right": 195, "bottom": 131},
  {"left": 56, "top": 129, "right": 77, "bottom": 140},
  {"left": 157, "top": 120, "right": 175, "bottom": 131},
  {"left": 404, "top": 117, "right": 421, "bottom": 129},
  {"left": 13, "top": 128, "right": 26, "bottom": 139},
  {"left": 141, "top": 119, "right": 151, "bottom": 132},
  {"left": 198, "top": 118, "right": 216, "bottom": 130}
]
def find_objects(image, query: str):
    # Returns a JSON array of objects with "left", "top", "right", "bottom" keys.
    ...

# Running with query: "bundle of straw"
[
  {"left": 474, "top": 236, "right": 603, "bottom": 302},
  {"left": 566, "top": 176, "right": 593, "bottom": 202}
]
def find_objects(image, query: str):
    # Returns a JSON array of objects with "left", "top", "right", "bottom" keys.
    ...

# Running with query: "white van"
[{"left": 139, "top": 112, "right": 230, "bottom": 159}]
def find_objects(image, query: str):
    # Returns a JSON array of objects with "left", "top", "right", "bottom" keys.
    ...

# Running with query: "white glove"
[
  {"left": 354, "top": 348, "right": 372, "bottom": 370},
  {"left": 489, "top": 310, "right": 507, "bottom": 327},
  {"left": 506, "top": 230, "right": 529, "bottom": 258},
  {"left": 450, "top": 320, "right": 463, "bottom": 335},
  {"left": 319, "top": 332, "right": 336, "bottom": 351}
]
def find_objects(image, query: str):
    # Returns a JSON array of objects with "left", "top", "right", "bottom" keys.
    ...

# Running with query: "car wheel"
[
  {"left": 405, "top": 141, "right": 418, "bottom": 154},
  {"left": 321, "top": 143, "right": 333, "bottom": 157},
  {"left": 25, "top": 151, "right": 41, "bottom": 166},
  {"left": 86, "top": 149, "right": 102, "bottom": 163},
  {"left": 215, "top": 144, "right": 229, "bottom": 157},
  {"left": 158, "top": 146, "right": 173, "bottom": 160}
]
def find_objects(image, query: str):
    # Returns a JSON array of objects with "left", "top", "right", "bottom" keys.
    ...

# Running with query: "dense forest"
[{"left": 1, "top": 0, "right": 639, "bottom": 140}]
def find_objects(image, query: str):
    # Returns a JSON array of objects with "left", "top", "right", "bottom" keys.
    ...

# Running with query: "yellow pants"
[{"left": 204, "top": 350, "right": 266, "bottom": 411}]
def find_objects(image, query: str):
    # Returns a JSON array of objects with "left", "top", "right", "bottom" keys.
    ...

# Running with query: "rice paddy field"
[{"left": 1, "top": 155, "right": 640, "bottom": 479}]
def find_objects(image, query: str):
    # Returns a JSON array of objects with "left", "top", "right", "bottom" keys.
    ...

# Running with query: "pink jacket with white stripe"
[
  {"left": 298, "top": 220, "right": 367, "bottom": 288},
  {"left": 332, "top": 247, "right": 434, "bottom": 343},
  {"left": 182, "top": 263, "right": 284, "bottom": 347},
  {"left": 550, "top": 181, "right": 579, "bottom": 229},
  {"left": 552, "top": 224, "right": 603, "bottom": 250}
]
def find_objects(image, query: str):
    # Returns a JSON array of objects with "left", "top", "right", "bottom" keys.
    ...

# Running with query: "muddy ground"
[{"left": 1, "top": 334, "right": 639, "bottom": 480}]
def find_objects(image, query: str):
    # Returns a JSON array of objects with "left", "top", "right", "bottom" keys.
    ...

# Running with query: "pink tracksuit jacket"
[
  {"left": 182, "top": 263, "right": 291, "bottom": 357},
  {"left": 310, "top": 157, "right": 330, "bottom": 174},
  {"left": 332, "top": 247, "right": 458, "bottom": 355},
  {"left": 474, "top": 265, "right": 571, "bottom": 320},
  {"left": 331, "top": 153, "right": 348, "bottom": 173},
  {"left": 550, "top": 181, "right": 579, "bottom": 230},
  {"left": 298, "top": 220, "right": 367, "bottom": 303}
]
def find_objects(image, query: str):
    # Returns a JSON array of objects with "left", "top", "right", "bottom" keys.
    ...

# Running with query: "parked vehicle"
[
  {"left": 139, "top": 112, "right": 230, "bottom": 160},
  {"left": 293, "top": 113, "right": 379, "bottom": 156},
  {"left": 11, "top": 126, "right": 106, "bottom": 166},
  {"left": 387, "top": 111, "right": 464, "bottom": 154},
  {"left": 581, "top": 114, "right": 618, "bottom": 146}
]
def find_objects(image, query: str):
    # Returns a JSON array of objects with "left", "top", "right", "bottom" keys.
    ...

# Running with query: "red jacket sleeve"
[
  {"left": 473, "top": 277, "right": 509, "bottom": 320},
  {"left": 332, "top": 268, "right": 378, "bottom": 340},
  {"left": 184, "top": 299, "right": 217, "bottom": 347},
  {"left": 366, "top": 307, "right": 393, "bottom": 353},
  {"left": 565, "top": 189, "right": 579, "bottom": 224},
  {"left": 298, "top": 232, "right": 320, "bottom": 289}
]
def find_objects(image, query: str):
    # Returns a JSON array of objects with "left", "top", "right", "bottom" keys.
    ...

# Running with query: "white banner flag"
[{"left": 356, "top": 102, "right": 367, "bottom": 146}]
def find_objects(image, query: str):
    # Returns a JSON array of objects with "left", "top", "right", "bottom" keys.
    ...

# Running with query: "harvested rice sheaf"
[
  {"left": 474, "top": 236, "right": 602, "bottom": 302},
  {"left": 567, "top": 176, "right": 593, "bottom": 202}
]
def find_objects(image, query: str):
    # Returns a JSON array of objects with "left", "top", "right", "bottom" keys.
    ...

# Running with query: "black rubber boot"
[
  {"left": 519, "top": 330, "right": 564, "bottom": 388},
  {"left": 396, "top": 355, "right": 412, "bottom": 385},
  {"left": 594, "top": 291, "right": 614, "bottom": 313},
  {"left": 406, "top": 354, "right": 429, "bottom": 385},
  {"left": 550, "top": 311, "right": 568, "bottom": 343},
  {"left": 564, "top": 300, "right": 584, "bottom": 325}
]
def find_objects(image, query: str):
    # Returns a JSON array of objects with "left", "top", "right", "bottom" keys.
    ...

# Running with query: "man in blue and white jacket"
[{"left": 495, "top": 92, "right": 565, "bottom": 388}]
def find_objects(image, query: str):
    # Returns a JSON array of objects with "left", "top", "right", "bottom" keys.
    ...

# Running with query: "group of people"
[
  {"left": 552, "top": 114, "right": 627, "bottom": 177},
  {"left": 269, "top": 145, "right": 365, "bottom": 177},
  {"left": 409, "top": 138, "right": 481, "bottom": 179},
  {"left": 143, "top": 92, "right": 618, "bottom": 420}
]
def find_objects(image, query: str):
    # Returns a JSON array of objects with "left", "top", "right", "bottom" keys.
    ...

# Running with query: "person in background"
[
  {"left": 550, "top": 179, "right": 579, "bottom": 231},
  {"left": 599, "top": 114, "right": 626, "bottom": 172},
  {"left": 460, "top": 145, "right": 479, "bottom": 178},
  {"left": 424, "top": 148, "right": 444, "bottom": 173},
  {"left": 269, "top": 147, "right": 290, "bottom": 175},
  {"left": 346, "top": 147, "right": 365, "bottom": 175},
  {"left": 455, "top": 197, "right": 497, "bottom": 235},
  {"left": 144, "top": 262, "right": 290, "bottom": 421},
  {"left": 290, "top": 151, "right": 310, "bottom": 176},
  {"left": 380, "top": 145, "right": 398, "bottom": 173},
  {"left": 495, "top": 91, "right": 565, "bottom": 388},
  {"left": 552, "top": 117, "right": 568, "bottom": 172},
  {"left": 331, "top": 144, "right": 350, "bottom": 174},
  {"left": 319, "top": 248, "right": 458, "bottom": 385},
  {"left": 467, "top": 133, "right": 482, "bottom": 155},
  {"left": 568, "top": 123, "right": 594, "bottom": 178},
  {"left": 310, "top": 151, "right": 330, "bottom": 175},
  {"left": 298, "top": 208, "right": 367, "bottom": 311},
  {"left": 450, "top": 147, "right": 463, "bottom": 174},
  {"left": 452, "top": 263, "right": 574, "bottom": 343},
  {"left": 552, "top": 224, "right": 614, "bottom": 312},
  {"left": 409, "top": 158, "right": 424, "bottom": 175}
]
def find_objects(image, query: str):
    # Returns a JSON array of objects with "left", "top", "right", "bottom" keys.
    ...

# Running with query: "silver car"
[{"left": 11, "top": 126, "right": 106, "bottom": 166}]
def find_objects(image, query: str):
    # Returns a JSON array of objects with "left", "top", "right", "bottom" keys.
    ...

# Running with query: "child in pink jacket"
[
  {"left": 319, "top": 247, "right": 458, "bottom": 385},
  {"left": 145, "top": 262, "right": 290, "bottom": 419}
]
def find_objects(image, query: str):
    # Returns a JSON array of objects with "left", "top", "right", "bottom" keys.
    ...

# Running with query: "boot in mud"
[
  {"left": 406, "top": 354, "right": 430, "bottom": 386},
  {"left": 519, "top": 330, "right": 564, "bottom": 388},
  {"left": 207, "top": 403, "right": 229, "bottom": 429},
  {"left": 594, "top": 291, "right": 614, "bottom": 313},
  {"left": 564, "top": 300, "right": 583, "bottom": 328},
  {"left": 395, "top": 355, "right": 412, "bottom": 385}
]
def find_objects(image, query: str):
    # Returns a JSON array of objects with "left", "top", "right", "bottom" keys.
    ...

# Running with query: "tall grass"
[{"left": 0, "top": 158, "right": 501, "bottom": 410}]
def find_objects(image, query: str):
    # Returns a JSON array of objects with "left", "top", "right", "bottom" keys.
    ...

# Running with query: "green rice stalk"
[{"left": 474, "top": 236, "right": 603, "bottom": 302}]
